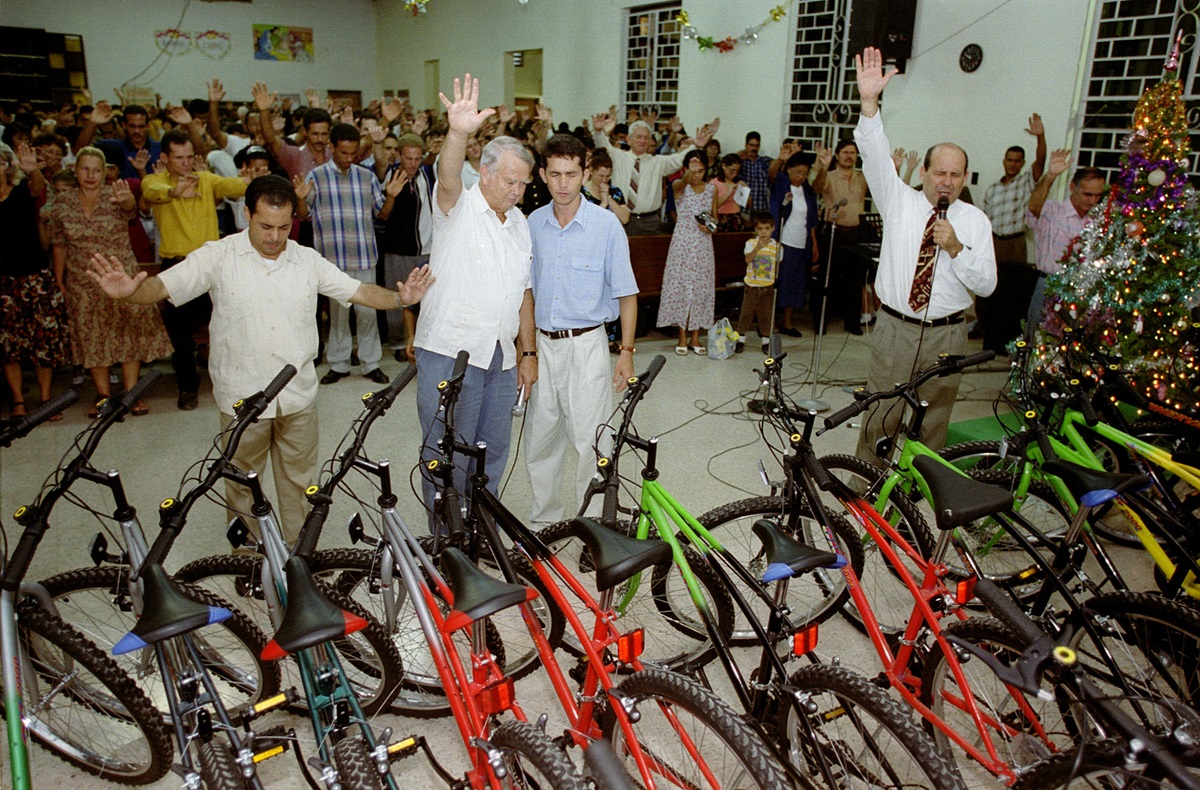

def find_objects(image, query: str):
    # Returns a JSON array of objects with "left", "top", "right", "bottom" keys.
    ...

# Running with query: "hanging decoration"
[
  {"left": 154, "top": 29, "right": 192, "bottom": 56},
  {"left": 404, "top": 0, "right": 430, "bottom": 15},
  {"left": 193, "top": 30, "right": 232, "bottom": 60},
  {"left": 676, "top": 3, "right": 791, "bottom": 53}
]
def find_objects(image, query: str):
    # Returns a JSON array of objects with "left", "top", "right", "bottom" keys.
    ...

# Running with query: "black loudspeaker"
[{"left": 847, "top": 0, "right": 917, "bottom": 68}]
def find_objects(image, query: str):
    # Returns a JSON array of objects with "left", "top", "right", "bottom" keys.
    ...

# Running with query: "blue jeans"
[{"left": 415, "top": 343, "right": 516, "bottom": 532}]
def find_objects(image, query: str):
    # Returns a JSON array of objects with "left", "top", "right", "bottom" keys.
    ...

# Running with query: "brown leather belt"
[{"left": 881, "top": 304, "right": 964, "bottom": 328}]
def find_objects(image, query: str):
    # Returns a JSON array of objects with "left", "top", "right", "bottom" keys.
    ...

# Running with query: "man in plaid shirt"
[
  {"left": 299, "top": 122, "right": 404, "bottom": 384},
  {"left": 982, "top": 114, "right": 1046, "bottom": 267}
]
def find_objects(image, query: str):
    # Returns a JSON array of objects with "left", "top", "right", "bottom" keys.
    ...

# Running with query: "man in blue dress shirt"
[{"left": 526, "top": 134, "right": 639, "bottom": 526}]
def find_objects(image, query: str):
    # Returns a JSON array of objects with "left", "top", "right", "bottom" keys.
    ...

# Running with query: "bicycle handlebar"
[
  {"left": 818, "top": 351, "right": 995, "bottom": 434},
  {"left": 0, "top": 390, "right": 79, "bottom": 447}
]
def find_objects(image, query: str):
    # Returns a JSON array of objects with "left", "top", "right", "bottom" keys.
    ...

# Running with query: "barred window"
[{"left": 624, "top": 2, "right": 681, "bottom": 118}]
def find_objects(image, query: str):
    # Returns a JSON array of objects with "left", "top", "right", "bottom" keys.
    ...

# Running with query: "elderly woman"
[
  {"left": 0, "top": 142, "right": 71, "bottom": 418},
  {"left": 42, "top": 146, "right": 172, "bottom": 416}
]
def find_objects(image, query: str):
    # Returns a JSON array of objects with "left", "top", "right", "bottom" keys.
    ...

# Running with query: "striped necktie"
[
  {"left": 628, "top": 157, "right": 641, "bottom": 211},
  {"left": 908, "top": 211, "right": 938, "bottom": 312}
]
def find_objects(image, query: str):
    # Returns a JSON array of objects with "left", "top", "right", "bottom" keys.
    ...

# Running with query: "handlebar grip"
[
  {"left": 7, "top": 390, "right": 79, "bottom": 441},
  {"left": 0, "top": 531, "right": 42, "bottom": 592},
  {"left": 261, "top": 365, "right": 297, "bottom": 403},
  {"left": 291, "top": 499, "right": 331, "bottom": 560},
  {"left": 640, "top": 354, "right": 667, "bottom": 388},
  {"left": 972, "top": 578, "right": 1046, "bottom": 649},
  {"left": 769, "top": 333, "right": 782, "bottom": 359},
  {"left": 950, "top": 350, "right": 996, "bottom": 373},
  {"left": 120, "top": 369, "right": 163, "bottom": 408},
  {"left": 389, "top": 364, "right": 418, "bottom": 396},
  {"left": 141, "top": 526, "right": 178, "bottom": 572},
  {"left": 824, "top": 400, "right": 866, "bottom": 431},
  {"left": 804, "top": 452, "right": 837, "bottom": 492},
  {"left": 450, "top": 350, "right": 469, "bottom": 383}
]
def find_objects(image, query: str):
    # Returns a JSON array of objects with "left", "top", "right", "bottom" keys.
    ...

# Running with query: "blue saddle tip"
[
  {"left": 1080, "top": 489, "right": 1118, "bottom": 509},
  {"left": 761, "top": 563, "right": 796, "bottom": 583},
  {"left": 113, "top": 632, "right": 149, "bottom": 656},
  {"left": 830, "top": 553, "right": 848, "bottom": 569},
  {"left": 208, "top": 607, "right": 232, "bottom": 625}
]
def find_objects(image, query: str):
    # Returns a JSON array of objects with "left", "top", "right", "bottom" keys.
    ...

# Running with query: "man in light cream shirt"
[
  {"left": 88, "top": 175, "right": 433, "bottom": 542},
  {"left": 413, "top": 74, "right": 538, "bottom": 525}
]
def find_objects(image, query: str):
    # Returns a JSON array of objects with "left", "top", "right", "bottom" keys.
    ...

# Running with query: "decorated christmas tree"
[{"left": 1038, "top": 36, "right": 1200, "bottom": 411}]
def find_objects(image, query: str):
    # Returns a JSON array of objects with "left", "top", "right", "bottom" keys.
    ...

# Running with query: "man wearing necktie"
[{"left": 852, "top": 47, "right": 997, "bottom": 464}]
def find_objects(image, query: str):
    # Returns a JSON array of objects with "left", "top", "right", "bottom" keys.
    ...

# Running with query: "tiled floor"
[{"left": 0, "top": 321, "right": 1145, "bottom": 787}]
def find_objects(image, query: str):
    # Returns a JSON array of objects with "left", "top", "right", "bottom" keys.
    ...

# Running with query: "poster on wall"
[{"left": 253, "top": 25, "right": 314, "bottom": 62}]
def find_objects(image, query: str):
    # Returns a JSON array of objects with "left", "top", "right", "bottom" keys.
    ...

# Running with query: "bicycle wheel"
[
  {"left": 175, "top": 553, "right": 403, "bottom": 717},
  {"left": 818, "top": 454, "right": 935, "bottom": 636},
  {"left": 537, "top": 520, "right": 735, "bottom": 671},
  {"left": 490, "top": 720, "right": 584, "bottom": 789},
  {"left": 310, "top": 546, "right": 513, "bottom": 718},
  {"left": 605, "top": 668, "right": 789, "bottom": 788},
  {"left": 939, "top": 439, "right": 1027, "bottom": 475},
  {"left": 921, "top": 616, "right": 1076, "bottom": 786},
  {"left": 38, "top": 564, "right": 281, "bottom": 720},
  {"left": 784, "top": 662, "right": 965, "bottom": 790},
  {"left": 1013, "top": 736, "right": 1200, "bottom": 789},
  {"left": 332, "top": 736, "right": 386, "bottom": 790},
  {"left": 693, "top": 496, "right": 864, "bottom": 644},
  {"left": 1072, "top": 591, "right": 1200, "bottom": 715},
  {"left": 196, "top": 739, "right": 243, "bottom": 790},
  {"left": 7, "top": 601, "right": 172, "bottom": 784}
]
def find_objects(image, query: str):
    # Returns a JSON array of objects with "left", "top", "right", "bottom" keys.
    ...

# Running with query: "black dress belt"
[
  {"left": 539, "top": 325, "right": 601, "bottom": 340},
  {"left": 881, "top": 304, "right": 965, "bottom": 328},
  {"left": 992, "top": 231, "right": 1025, "bottom": 241}
]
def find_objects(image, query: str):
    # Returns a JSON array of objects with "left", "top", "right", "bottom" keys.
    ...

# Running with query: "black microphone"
[{"left": 935, "top": 195, "right": 949, "bottom": 220}]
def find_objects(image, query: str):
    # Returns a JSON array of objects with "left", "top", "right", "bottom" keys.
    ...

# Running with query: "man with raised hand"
[
  {"left": 852, "top": 47, "right": 996, "bottom": 462},
  {"left": 413, "top": 74, "right": 538, "bottom": 521}
]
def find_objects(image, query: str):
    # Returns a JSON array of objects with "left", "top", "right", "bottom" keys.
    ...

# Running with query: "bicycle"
[
  {"left": 0, "top": 386, "right": 173, "bottom": 788},
  {"left": 135, "top": 366, "right": 406, "bottom": 789},
  {"left": 532, "top": 350, "right": 963, "bottom": 789}
]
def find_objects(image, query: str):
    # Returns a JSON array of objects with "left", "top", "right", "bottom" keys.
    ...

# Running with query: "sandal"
[
  {"left": 690, "top": 346, "right": 708, "bottom": 356},
  {"left": 674, "top": 346, "right": 689, "bottom": 356},
  {"left": 130, "top": 400, "right": 149, "bottom": 417},
  {"left": 87, "top": 398, "right": 106, "bottom": 419},
  {"left": 10, "top": 402, "right": 26, "bottom": 418}
]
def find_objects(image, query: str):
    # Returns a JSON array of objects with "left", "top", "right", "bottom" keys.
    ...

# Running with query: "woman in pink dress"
[
  {"left": 710, "top": 153, "right": 744, "bottom": 231},
  {"left": 43, "top": 147, "right": 173, "bottom": 416},
  {"left": 656, "top": 150, "right": 718, "bottom": 355}
]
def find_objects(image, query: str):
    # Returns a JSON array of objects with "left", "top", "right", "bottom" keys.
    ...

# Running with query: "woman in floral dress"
[
  {"left": 0, "top": 141, "right": 71, "bottom": 418},
  {"left": 43, "top": 147, "right": 172, "bottom": 415},
  {"left": 657, "top": 150, "right": 718, "bottom": 354}
]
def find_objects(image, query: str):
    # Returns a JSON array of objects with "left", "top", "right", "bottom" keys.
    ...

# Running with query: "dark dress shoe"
[
  {"left": 320, "top": 370, "right": 350, "bottom": 385},
  {"left": 780, "top": 327, "right": 802, "bottom": 338},
  {"left": 177, "top": 391, "right": 199, "bottom": 410},
  {"left": 364, "top": 368, "right": 390, "bottom": 384},
  {"left": 845, "top": 322, "right": 863, "bottom": 336}
]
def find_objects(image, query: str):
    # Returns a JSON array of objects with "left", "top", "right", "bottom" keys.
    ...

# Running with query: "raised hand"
[
  {"left": 855, "top": 47, "right": 898, "bottom": 108},
  {"left": 292, "top": 174, "right": 312, "bottom": 201},
  {"left": 151, "top": 158, "right": 167, "bottom": 175},
  {"left": 497, "top": 104, "right": 514, "bottom": 124},
  {"left": 166, "top": 106, "right": 192, "bottom": 126},
  {"left": 170, "top": 173, "right": 200, "bottom": 199},
  {"left": 367, "top": 123, "right": 386, "bottom": 144},
  {"left": 411, "top": 111, "right": 429, "bottom": 136},
  {"left": 110, "top": 178, "right": 134, "bottom": 207},
  {"left": 381, "top": 97, "right": 404, "bottom": 126},
  {"left": 90, "top": 100, "right": 114, "bottom": 125},
  {"left": 396, "top": 264, "right": 435, "bottom": 306},
  {"left": 438, "top": 74, "right": 495, "bottom": 136},
  {"left": 251, "top": 82, "right": 277, "bottom": 113},
  {"left": 892, "top": 147, "right": 905, "bottom": 171},
  {"left": 814, "top": 141, "right": 833, "bottom": 169},
  {"left": 14, "top": 141, "right": 38, "bottom": 173},
  {"left": 338, "top": 105, "right": 355, "bottom": 125},
  {"left": 128, "top": 148, "right": 151, "bottom": 175},
  {"left": 592, "top": 109, "right": 614, "bottom": 133},
  {"left": 905, "top": 149, "right": 919, "bottom": 171},
  {"left": 669, "top": 114, "right": 684, "bottom": 133},
  {"left": 305, "top": 87, "right": 321, "bottom": 108},
  {"left": 1047, "top": 147, "right": 1071, "bottom": 177},
  {"left": 709, "top": 117, "right": 720, "bottom": 135},
  {"left": 208, "top": 78, "right": 225, "bottom": 104},
  {"left": 536, "top": 103, "right": 552, "bottom": 123},
  {"left": 87, "top": 253, "right": 146, "bottom": 299},
  {"left": 1025, "top": 112, "right": 1045, "bottom": 137},
  {"left": 281, "top": 95, "right": 293, "bottom": 112},
  {"left": 384, "top": 168, "right": 409, "bottom": 197}
]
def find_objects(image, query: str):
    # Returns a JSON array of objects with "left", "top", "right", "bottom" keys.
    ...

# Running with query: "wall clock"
[{"left": 959, "top": 43, "right": 983, "bottom": 73}]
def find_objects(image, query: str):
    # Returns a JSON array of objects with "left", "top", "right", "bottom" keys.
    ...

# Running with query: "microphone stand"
[{"left": 796, "top": 205, "right": 841, "bottom": 412}]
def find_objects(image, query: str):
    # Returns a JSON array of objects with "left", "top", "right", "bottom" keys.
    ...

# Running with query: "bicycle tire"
[
  {"left": 693, "top": 496, "right": 864, "bottom": 644},
  {"left": 604, "top": 667, "right": 789, "bottom": 788},
  {"left": 309, "top": 546, "right": 511, "bottom": 718},
  {"left": 38, "top": 564, "right": 281, "bottom": 721},
  {"left": 537, "top": 520, "right": 735, "bottom": 671},
  {"left": 490, "top": 720, "right": 584, "bottom": 789},
  {"left": 1013, "top": 736, "right": 1200, "bottom": 789},
  {"left": 939, "top": 439, "right": 1027, "bottom": 475},
  {"left": 332, "top": 736, "right": 386, "bottom": 790},
  {"left": 174, "top": 553, "right": 404, "bottom": 717},
  {"left": 8, "top": 600, "right": 172, "bottom": 784},
  {"left": 818, "top": 453, "right": 935, "bottom": 636},
  {"left": 196, "top": 738, "right": 243, "bottom": 790},
  {"left": 784, "top": 662, "right": 966, "bottom": 790},
  {"left": 921, "top": 616, "right": 1076, "bottom": 785}
]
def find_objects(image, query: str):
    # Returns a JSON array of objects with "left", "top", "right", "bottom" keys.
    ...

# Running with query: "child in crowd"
[{"left": 735, "top": 211, "right": 780, "bottom": 354}]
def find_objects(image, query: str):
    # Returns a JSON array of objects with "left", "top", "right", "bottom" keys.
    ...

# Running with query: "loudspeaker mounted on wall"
[{"left": 847, "top": 0, "right": 917, "bottom": 73}]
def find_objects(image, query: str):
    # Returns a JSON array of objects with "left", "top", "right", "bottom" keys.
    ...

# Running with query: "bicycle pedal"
[
  {"left": 250, "top": 726, "right": 293, "bottom": 764},
  {"left": 241, "top": 688, "right": 297, "bottom": 722},
  {"left": 234, "top": 575, "right": 266, "bottom": 601},
  {"left": 568, "top": 659, "right": 588, "bottom": 685},
  {"left": 386, "top": 734, "right": 422, "bottom": 761}
]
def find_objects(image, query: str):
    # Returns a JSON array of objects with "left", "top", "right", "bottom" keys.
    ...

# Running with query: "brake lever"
[{"left": 945, "top": 635, "right": 1055, "bottom": 702}]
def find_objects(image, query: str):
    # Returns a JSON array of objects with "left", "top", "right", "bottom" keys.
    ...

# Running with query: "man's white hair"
[{"left": 480, "top": 135, "right": 534, "bottom": 171}]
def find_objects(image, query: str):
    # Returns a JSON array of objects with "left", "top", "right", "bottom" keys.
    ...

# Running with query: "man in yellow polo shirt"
[{"left": 143, "top": 127, "right": 248, "bottom": 409}]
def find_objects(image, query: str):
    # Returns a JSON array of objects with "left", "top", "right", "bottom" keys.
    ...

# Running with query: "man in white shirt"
[
  {"left": 87, "top": 175, "right": 433, "bottom": 542},
  {"left": 853, "top": 47, "right": 997, "bottom": 462},
  {"left": 413, "top": 74, "right": 538, "bottom": 523}
]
